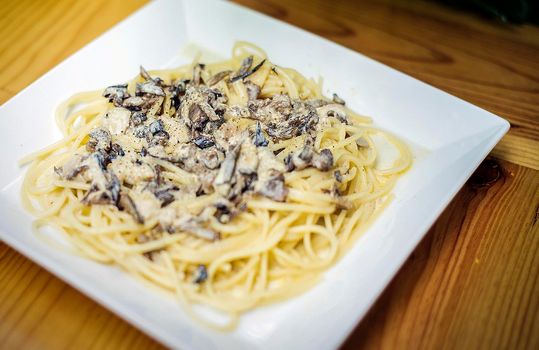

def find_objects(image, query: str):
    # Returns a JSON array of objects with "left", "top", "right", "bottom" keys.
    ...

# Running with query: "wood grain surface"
[{"left": 0, "top": 0, "right": 538, "bottom": 349}]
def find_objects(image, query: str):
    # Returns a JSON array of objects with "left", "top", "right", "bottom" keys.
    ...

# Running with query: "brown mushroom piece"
[
  {"left": 122, "top": 96, "right": 145, "bottom": 110},
  {"left": 153, "top": 185, "right": 178, "bottom": 207},
  {"left": 103, "top": 84, "right": 128, "bottom": 106},
  {"left": 118, "top": 193, "right": 144, "bottom": 224},
  {"left": 149, "top": 130, "right": 170, "bottom": 147},
  {"left": 292, "top": 143, "right": 314, "bottom": 170},
  {"left": 131, "top": 111, "right": 147, "bottom": 126},
  {"left": 213, "top": 198, "right": 236, "bottom": 223},
  {"left": 244, "top": 81, "right": 260, "bottom": 101},
  {"left": 198, "top": 147, "right": 224, "bottom": 170},
  {"left": 284, "top": 153, "right": 295, "bottom": 172},
  {"left": 55, "top": 154, "right": 89, "bottom": 180},
  {"left": 255, "top": 148, "right": 288, "bottom": 201},
  {"left": 257, "top": 170, "right": 288, "bottom": 202},
  {"left": 305, "top": 99, "right": 330, "bottom": 108},
  {"left": 174, "top": 216, "right": 219, "bottom": 241},
  {"left": 231, "top": 56, "right": 253, "bottom": 82},
  {"left": 193, "top": 135, "right": 215, "bottom": 149},
  {"left": 332, "top": 93, "right": 346, "bottom": 105},
  {"left": 139, "top": 66, "right": 153, "bottom": 81},
  {"left": 109, "top": 143, "right": 125, "bottom": 159},
  {"left": 82, "top": 174, "right": 121, "bottom": 206},
  {"left": 230, "top": 58, "right": 266, "bottom": 83},
  {"left": 207, "top": 70, "right": 232, "bottom": 86},
  {"left": 193, "top": 265, "right": 208, "bottom": 284},
  {"left": 149, "top": 119, "right": 165, "bottom": 135},
  {"left": 81, "top": 153, "right": 120, "bottom": 206},
  {"left": 86, "top": 128, "right": 112, "bottom": 153},
  {"left": 136, "top": 81, "right": 165, "bottom": 96},
  {"left": 170, "top": 80, "right": 187, "bottom": 108},
  {"left": 334, "top": 170, "right": 343, "bottom": 183},
  {"left": 213, "top": 145, "right": 240, "bottom": 194},
  {"left": 253, "top": 122, "right": 268, "bottom": 147},
  {"left": 188, "top": 104, "right": 209, "bottom": 131},
  {"left": 311, "top": 149, "right": 334, "bottom": 171}
]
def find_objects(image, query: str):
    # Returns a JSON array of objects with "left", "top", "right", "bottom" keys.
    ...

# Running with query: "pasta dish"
[{"left": 21, "top": 42, "right": 411, "bottom": 329}]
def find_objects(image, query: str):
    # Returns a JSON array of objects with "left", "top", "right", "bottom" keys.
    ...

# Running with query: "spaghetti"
[{"left": 21, "top": 42, "right": 411, "bottom": 329}]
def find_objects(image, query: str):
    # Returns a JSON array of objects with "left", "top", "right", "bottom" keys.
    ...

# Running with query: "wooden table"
[{"left": 1, "top": 0, "right": 537, "bottom": 349}]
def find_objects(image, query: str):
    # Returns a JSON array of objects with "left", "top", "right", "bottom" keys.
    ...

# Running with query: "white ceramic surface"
[{"left": 0, "top": 0, "right": 509, "bottom": 349}]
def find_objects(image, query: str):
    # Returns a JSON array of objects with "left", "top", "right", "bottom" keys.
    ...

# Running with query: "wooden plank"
[
  {"left": 0, "top": 243, "right": 164, "bottom": 349},
  {"left": 0, "top": 0, "right": 147, "bottom": 93},
  {"left": 492, "top": 133, "right": 539, "bottom": 170},
  {"left": 0, "top": 87, "right": 14, "bottom": 105},
  {"left": 343, "top": 159, "right": 539, "bottom": 350}
]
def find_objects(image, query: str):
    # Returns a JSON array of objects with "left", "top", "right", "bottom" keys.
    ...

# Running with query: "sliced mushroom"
[
  {"left": 109, "top": 143, "right": 125, "bottom": 159},
  {"left": 332, "top": 93, "right": 346, "bottom": 105},
  {"left": 198, "top": 148, "right": 224, "bottom": 170},
  {"left": 312, "top": 149, "right": 334, "bottom": 171},
  {"left": 131, "top": 111, "right": 147, "bottom": 126},
  {"left": 149, "top": 119, "right": 165, "bottom": 135},
  {"left": 292, "top": 143, "right": 314, "bottom": 170},
  {"left": 148, "top": 130, "right": 170, "bottom": 147},
  {"left": 231, "top": 56, "right": 253, "bottom": 82},
  {"left": 193, "top": 264, "right": 208, "bottom": 284},
  {"left": 193, "top": 135, "right": 215, "bottom": 149},
  {"left": 82, "top": 171, "right": 120, "bottom": 206},
  {"left": 139, "top": 66, "right": 153, "bottom": 81},
  {"left": 257, "top": 170, "right": 288, "bottom": 202},
  {"left": 80, "top": 153, "right": 121, "bottom": 206},
  {"left": 245, "top": 81, "right": 260, "bottom": 101},
  {"left": 170, "top": 80, "right": 187, "bottom": 108},
  {"left": 214, "top": 145, "right": 239, "bottom": 187},
  {"left": 153, "top": 185, "right": 178, "bottom": 207},
  {"left": 188, "top": 104, "right": 209, "bottom": 131},
  {"left": 86, "top": 128, "right": 112, "bottom": 153},
  {"left": 288, "top": 143, "right": 334, "bottom": 172},
  {"left": 334, "top": 170, "right": 343, "bottom": 183},
  {"left": 213, "top": 198, "right": 235, "bottom": 223},
  {"left": 103, "top": 84, "right": 128, "bottom": 105},
  {"left": 284, "top": 153, "right": 294, "bottom": 172},
  {"left": 253, "top": 122, "right": 268, "bottom": 147},
  {"left": 174, "top": 216, "right": 219, "bottom": 241},
  {"left": 230, "top": 57, "right": 265, "bottom": 83},
  {"left": 136, "top": 81, "right": 165, "bottom": 96},
  {"left": 134, "top": 125, "right": 149, "bottom": 138},
  {"left": 122, "top": 96, "right": 145, "bottom": 110},
  {"left": 207, "top": 70, "right": 232, "bottom": 86},
  {"left": 118, "top": 193, "right": 144, "bottom": 224},
  {"left": 56, "top": 154, "right": 89, "bottom": 180}
]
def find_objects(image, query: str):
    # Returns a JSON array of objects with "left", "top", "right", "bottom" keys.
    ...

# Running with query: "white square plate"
[{"left": 0, "top": 0, "right": 509, "bottom": 349}]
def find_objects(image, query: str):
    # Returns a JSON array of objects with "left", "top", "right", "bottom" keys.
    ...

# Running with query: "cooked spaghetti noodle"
[{"left": 21, "top": 42, "right": 411, "bottom": 329}]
